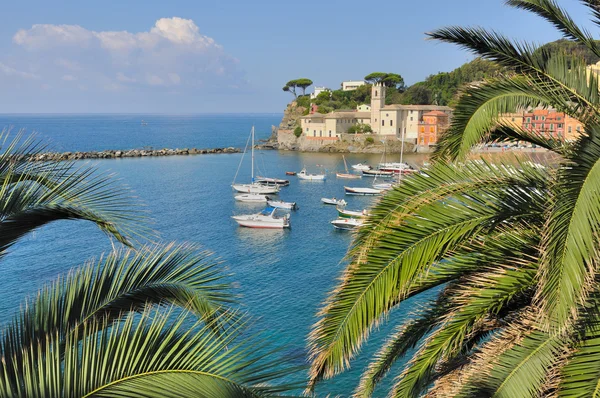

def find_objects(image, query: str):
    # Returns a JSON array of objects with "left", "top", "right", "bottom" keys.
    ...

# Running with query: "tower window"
[
  {"left": 382, "top": 120, "right": 385, "bottom": 126},
  {"left": 375, "top": 91, "right": 378, "bottom": 96},
  {"left": 390, "top": 120, "right": 393, "bottom": 126}
]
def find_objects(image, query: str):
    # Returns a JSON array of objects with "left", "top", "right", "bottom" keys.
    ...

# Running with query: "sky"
[{"left": 0, "top": 0, "right": 597, "bottom": 113}]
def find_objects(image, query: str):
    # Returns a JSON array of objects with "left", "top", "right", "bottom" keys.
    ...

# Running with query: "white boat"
[
  {"left": 321, "top": 198, "right": 347, "bottom": 206},
  {"left": 232, "top": 183, "right": 279, "bottom": 194},
  {"left": 373, "top": 183, "right": 394, "bottom": 190},
  {"left": 351, "top": 163, "right": 371, "bottom": 171},
  {"left": 344, "top": 186, "right": 383, "bottom": 196},
  {"left": 297, "top": 168, "right": 326, "bottom": 181},
  {"left": 267, "top": 200, "right": 297, "bottom": 210},
  {"left": 255, "top": 176, "right": 290, "bottom": 186},
  {"left": 337, "top": 207, "right": 369, "bottom": 219},
  {"left": 331, "top": 218, "right": 364, "bottom": 230},
  {"left": 337, "top": 156, "right": 362, "bottom": 179},
  {"left": 232, "top": 208, "right": 290, "bottom": 229},
  {"left": 232, "top": 127, "right": 280, "bottom": 195},
  {"left": 235, "top": 194, "right": 269, "bottom": 203}
]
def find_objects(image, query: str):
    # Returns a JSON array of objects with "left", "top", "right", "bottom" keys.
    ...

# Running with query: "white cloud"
[
  {"left": 116, "top": 72, "right": 136, "bottom": 83},
  {"left": 7, "top": 17, "right": 245, "bottom": 93},
  {"left": 0, "top": 62, "right": 39, "bottom": 79}
]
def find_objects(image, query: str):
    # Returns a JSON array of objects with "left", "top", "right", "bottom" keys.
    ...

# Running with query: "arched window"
[{"left": 375, "top": 91, "right": 378, "bottom": 96}]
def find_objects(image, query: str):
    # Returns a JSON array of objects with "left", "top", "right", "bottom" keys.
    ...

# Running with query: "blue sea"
[{"left": 0, "top": 114, "right": 432, "bottom": 397}]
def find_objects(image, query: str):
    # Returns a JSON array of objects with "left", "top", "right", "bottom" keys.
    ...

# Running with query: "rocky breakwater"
[{"left": 27, "top": 147, "right": 241, "bottom": 161}]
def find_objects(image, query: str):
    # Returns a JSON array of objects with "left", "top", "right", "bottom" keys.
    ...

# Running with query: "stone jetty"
[{"left": 26, "top": 147, "right": 242, "bottom": 161}]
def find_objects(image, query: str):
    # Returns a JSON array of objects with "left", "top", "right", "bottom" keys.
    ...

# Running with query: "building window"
[
  {"left": 382, "top": 120, "right": 385, "bottom": 126},
  {"left": 386, "top": 114, "right": 389, "bottom": 117},
  {"left": 375, "top": 91, "right": 378, "bottom": 96},
  {"left": 420, "top": 137, "right": 424, "bottom": 144},
  {"left": 410, "top": 117, "right": 413, "bottom": 121},
  {"left": 557, "top": 117, "right": 561, "bottom": 121},
  {"left": 429, "top": 126, "right": 434, "bottom": 133},
  {"left": 558, "top": 124, "right": 563, "bottom": 128},
  {"left": 306, "top": 128, "right": 309, "bottom": 132},
  {"left": 329, "top": 131, "right": 332, "bottom": 137},
  {"left": 550, "top": 124, "right": 554, "bottom": 130},
  {"left": 535, "top": 116, "right": 538, "bottom": 121},
  {"left": 390, "top": 120, "right": 393, "bottom": 126},
  {"left": 420, "top": 127, "right": 425, "bottom": 133},
  {"left": 511, "top": 118, "right": 515, "bottom": 122},
  {"left": 577, "top": 126, "right": 581, "bottom": 132},
  {"left": 527, "top": 117, "right": 531, "bottom": 122},
  {"left": 319, "top": 130, "right": 322, "bottom": 137},
  {"left": 568, "top": 126, "right": 572, "bottom": 133}
]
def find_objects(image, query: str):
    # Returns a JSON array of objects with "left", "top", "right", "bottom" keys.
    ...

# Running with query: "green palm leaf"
[
  {"left": 0, "top": 309, "right": 302, "bottom": 397},
  {"left": 307, "top": 161, "right": 547, "bottom": 390},
  {"left": 0, "top": 243, "right": 236, "bottom": 388}
]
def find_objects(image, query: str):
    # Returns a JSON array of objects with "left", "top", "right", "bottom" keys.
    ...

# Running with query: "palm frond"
[
  {"left": 0, "top": 133, "right": 149, "bottom": 251},
  {"left": 0, "top": 243, "right": 236, "bottom": 383},
  {"left": 0, "top": 309, "right": 303, "bottom": 397},
  {"left": 307, "top": 160, "right": 547, "bottom": 390},
  {"left": 506, "top": 0, "right": 600, "bottom": 58},
  {"left": 535, "top": 121, "right": 600, "bottom": 331}
]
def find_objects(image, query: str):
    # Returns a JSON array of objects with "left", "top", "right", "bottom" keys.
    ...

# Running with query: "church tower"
[{"left": 371, "top": 83, "right": 385, "bottom": 134}]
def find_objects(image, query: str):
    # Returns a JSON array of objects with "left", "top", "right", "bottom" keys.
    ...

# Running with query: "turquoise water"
[{"left": 0, "top": 114, "right": 431, "bottom": 396}]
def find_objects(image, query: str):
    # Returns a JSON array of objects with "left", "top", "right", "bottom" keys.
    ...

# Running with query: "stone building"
[{"left": 299, "top": 83, "right": 453, "bottom": 144}]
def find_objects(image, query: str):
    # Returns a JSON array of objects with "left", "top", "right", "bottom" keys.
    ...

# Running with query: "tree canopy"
[
  {"left": 365, "top": 72, "right": 405, "bottom": 89},
  {"left": 284, "top": 78, "right": 313, "bottom": 98}
]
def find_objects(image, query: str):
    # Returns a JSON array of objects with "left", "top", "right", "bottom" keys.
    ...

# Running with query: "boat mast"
[
  {"left": 399, "top": 128, "right": 405, "bottom": 183},
  {"left": 251, "top": 126, "right": 255, "bottom": 182}
]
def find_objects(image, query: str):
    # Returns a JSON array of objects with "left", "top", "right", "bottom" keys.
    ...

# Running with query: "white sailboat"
[
  {"left": 321, "top": 197, "right": 347, "bottom": 206},
  {"left": 232, "top": 127, "right": 280, "bottom": 194},
  {"left": 267, "top": 199, "right": 297, "bottom": 210},
  {"left": 232, "top": 207, "right": 290, "bottom": 229},
  {"left": 344, "top": 186, "right": 383, "bottom": 196}
]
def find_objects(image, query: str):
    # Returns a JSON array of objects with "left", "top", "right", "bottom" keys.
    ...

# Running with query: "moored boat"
[
  {"left": 362, "top": 169, "right": 394, "bottom": 177},
  {"left": 255, "top": 176, "right": 290, "bottom": 186},
  {"left": 232, "top": 183, "right": 279, "bottom": 194},
  {"left": 337, "top": 155, "right": 362, "bottom": 179},
  {"left": 373, "top": 182, "right": 394, "bottom": 190},
  {"left": 297, "top": 168, "right": 326, "bottom": 180},
  {"left": 351, "top": 163, "right": 371, "bottom": 171},
  {"left": 232, "top": 207, "right": 290, "bottom": 229},
  {"left": 267, "top": 199, "right": 297, "bottom": 210},
  {"left": 337, "top": 207, "right": 369, "bottom": 219},
  {"left": 232, "top": 126, "right": 280, "bottom": 195},
  {"left": 344, "top": 186, "right": 383, "bottom": 196},
  {"left": 331, "top": 217, "right": 364, "bottom": 230},
  {"left": 285, "top": 171, "right": 297, "bottom": 176},
  {"left": 321, "top": 197, "right": 347, "bottom": 206},
  {"left": 235, "top": 194, "right": 269, "bottom": 203}
]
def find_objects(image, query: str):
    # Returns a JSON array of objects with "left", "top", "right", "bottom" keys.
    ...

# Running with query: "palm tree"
[
  {"left": 0, "top": 131, "right": 300, "bottom": 396},
  {"left": 307, "top": 1, "right": 600, "bottom": 396}
]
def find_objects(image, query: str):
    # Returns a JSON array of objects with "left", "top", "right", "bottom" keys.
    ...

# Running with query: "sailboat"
[
  {"left": 232, "top": 127, "right": 280, "bottom": 194},
  {"left": 336, "top": 156, "right": 361, "bottom": 179}
]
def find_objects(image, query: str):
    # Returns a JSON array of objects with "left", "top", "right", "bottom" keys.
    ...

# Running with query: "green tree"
[
  {"left": 307, "top": 1, "right": 600, "bottom": 397},
  {"left": 295, "top": 78, "right": 313, "bottom": 96},
  {"left": 283, "top": 84, "right": 296, "bottom": 99},
  {"left": 0, "top": 132, "right": 299, "bottom": 396},
  {"left": 399, "top": 84, "right": 432, "bottom": 105},
  {"left": 294, "top": 126, "right": 303, "bottom": 137},
  {"left": 364, "top": 72, "right": 388, "bottom": 85}
]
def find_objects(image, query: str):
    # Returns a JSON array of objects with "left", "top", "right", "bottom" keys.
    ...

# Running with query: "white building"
[
  {"left": 310, "top": 86, "right": 331, "bottom": 99},
  {"left": 300, "top": 83, "right": 452, "bottom": 142},
  {"left": 341, "top": 80, "right": 366, "bottom": 91}
]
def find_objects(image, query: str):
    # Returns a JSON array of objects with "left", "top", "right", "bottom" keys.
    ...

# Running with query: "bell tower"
[{"left": 371, "top": 83, "right": 385, "bottom": 134}]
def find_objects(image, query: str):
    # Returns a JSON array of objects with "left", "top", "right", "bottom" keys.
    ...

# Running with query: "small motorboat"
[
  {"left": 373, "top": 183, "right": 394, "bottom": 190},
  {"left": 344, "top": 186, "right": 383, "bottom": 196},
  {"left": 285, "top": 171, "right": 297, "bottom": 176},
  {"left": 362, "top": 169, "right": 394, "bottom": 177},
  {"left": 267, "top": 199, "right": 297, "bottom": 210},
  {"left": 337, "top": 207, "right": 369, "bottom": 219},
  {"left": 297, "top": 168, "right": 326, "bottom": 181},
  {"left": 331, "top": 217, "right": 364, "bottom": 230},
  {"left": 232, "top": 207, "right": 290, "bottom": 229},
  {"left": 235, "top": 194, "right": 269, "bottom": 203},
  {"left": 255, "top": 176, "right": 290, "bottom": 186},
  {"left": 351, "top": 163, "right": 372, "bottom": 171},
  {"left": 321, "top": 198, "right": 347, "bottom": 206}
]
